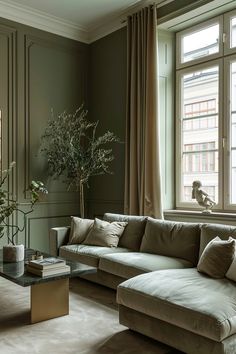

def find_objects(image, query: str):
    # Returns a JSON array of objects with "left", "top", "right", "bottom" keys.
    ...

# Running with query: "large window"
[{"left": 176, "top": 9, "right": 236, "bottom": 211}]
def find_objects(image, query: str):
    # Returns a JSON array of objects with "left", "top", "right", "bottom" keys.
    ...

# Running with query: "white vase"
[{"left": 3, "top": 244, "right": 25, "bottom": 262}]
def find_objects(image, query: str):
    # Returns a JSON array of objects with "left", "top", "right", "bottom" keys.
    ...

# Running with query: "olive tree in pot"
[
  {"left": 41, "top": 106, "right": 119, "bottom": 218},
  {"left": 0, "top": 162, "right": 48, "bottom": 262}
]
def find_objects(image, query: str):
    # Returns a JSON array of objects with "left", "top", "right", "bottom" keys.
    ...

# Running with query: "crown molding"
[
  {"left": 0, "top": 0, "right": 90, "bottom": 43},
  {"left": 0, "top": 0, "right": 174, "bottom": 44}
]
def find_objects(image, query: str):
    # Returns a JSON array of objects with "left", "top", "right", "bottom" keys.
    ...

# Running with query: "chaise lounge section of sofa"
[{"left": 117, "top": 223, "right": 236, "bottom": 354}]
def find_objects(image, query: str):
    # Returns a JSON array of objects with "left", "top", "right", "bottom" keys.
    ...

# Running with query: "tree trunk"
[{"left": 79, "top": 181, "right": 84, "bottom": 218}]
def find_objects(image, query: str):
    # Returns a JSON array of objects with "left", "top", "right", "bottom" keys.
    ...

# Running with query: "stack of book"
[{"left": 26, "top": 257, "right": 70, "bottom": 277}]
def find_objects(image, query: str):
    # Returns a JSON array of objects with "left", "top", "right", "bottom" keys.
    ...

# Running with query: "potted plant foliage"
[
  {"left": 41, "top": 106, "right": 119, "bottom": 218},
  {"left": 0, "top": 162, "right": 48, "bottom": 262}
]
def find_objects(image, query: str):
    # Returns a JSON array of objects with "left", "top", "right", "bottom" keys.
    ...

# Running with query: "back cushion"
[
  {"left": 103, "top": 213, "right": 147, "bottom": 251},
  {"left": 199, "top": 223, "right": 236, "bottom": 256},
  {"left": 140, "top": 218, "right": 201, "bottom": 265}
]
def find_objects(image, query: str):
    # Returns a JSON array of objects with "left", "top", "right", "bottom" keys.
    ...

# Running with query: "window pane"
[
  {"left": 181, "top": 66, "right": 219, "bottom": 203},
  {"left": 231, "top": 17, "right": 236, "bottom": 48},
  {"left": 182, "top": 24, "right": 219, "bottom": 63}
]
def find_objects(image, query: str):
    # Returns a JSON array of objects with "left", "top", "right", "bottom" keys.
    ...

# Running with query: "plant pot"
[
  {"left": 3, "top": 244, "right": 25, "bottom": 262},
  {"left": 3, "top": 260, "right": 24, "bottom": 277}
]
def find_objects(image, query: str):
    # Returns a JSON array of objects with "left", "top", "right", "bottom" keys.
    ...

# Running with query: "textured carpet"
[{"left": 0, "top": 277, "right": 183, "bottom": 354}]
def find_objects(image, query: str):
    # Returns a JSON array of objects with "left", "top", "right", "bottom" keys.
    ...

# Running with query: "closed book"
[
  {"left": 29, "top": 257, "right": 66, "bottom": 269},
  {"left": 27, "top": 264, "right": 70, "bottom": 277}
]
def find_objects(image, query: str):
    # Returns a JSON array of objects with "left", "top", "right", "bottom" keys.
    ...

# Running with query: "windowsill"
[{"left": 164, "top": 209, "right": 236, "bottom": 222}]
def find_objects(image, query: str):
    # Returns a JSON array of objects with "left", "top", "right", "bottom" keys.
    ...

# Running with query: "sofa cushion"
[
  {"left": 103, "top": 213, "right": 147, "bottom": 251},
  {"left": 99, "top": 252, "right": 193, "bottom": 279},
  {"left": 197, "top": 236, "right": 235, "bottom": 278},
  {"left": 199, "top": 223, "right": 236, "bottom": 256},
  {"left": 68, "top": 217, "right": 94, "bottom": 244},
  {"left": 117, "top": 268, "right": 236, "bottom": 342},
  {"left": 59, "top": 244, "right": 130, "bottom": 267},
  {"left": 83, "top": 218, "right": 128, "bottom": 247},
  {"left": 140, "top": 218, "right": 200, "bottom": 265}
]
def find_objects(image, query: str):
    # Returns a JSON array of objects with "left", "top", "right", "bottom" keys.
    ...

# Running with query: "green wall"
[
  {"left": 87, "top": 28, "right": 127, "bottom": 218},
  {"left": 0, "top": 17, "right": 89, "bottom": 251}
]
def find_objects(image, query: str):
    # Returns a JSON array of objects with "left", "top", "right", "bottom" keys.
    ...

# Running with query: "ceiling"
[
  {"left": 3, "top": 0, "right": 142, "bottom": 29},
  {"left": 0, "top": 0, "right": 172, "bottom": 43}
]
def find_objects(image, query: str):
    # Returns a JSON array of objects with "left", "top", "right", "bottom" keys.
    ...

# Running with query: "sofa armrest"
[{"left": 49, "top": 227, "right": 70, "bottom": 256}]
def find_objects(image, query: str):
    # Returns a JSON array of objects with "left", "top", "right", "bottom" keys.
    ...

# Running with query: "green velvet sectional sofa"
[{"left": 49, "top": 213, "right": 236, "bottom": 354}]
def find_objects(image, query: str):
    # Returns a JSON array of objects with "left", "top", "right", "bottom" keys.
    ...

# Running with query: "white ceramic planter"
[{"left": 3, "top": 244, "right": 25, "bottom": 262}]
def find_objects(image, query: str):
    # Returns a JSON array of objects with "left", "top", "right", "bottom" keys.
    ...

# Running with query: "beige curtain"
[{"left": 124, "top": 4, "right": 163, "bottom": 219}]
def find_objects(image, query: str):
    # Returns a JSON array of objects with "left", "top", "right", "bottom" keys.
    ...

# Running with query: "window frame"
[{"left": 176, "top": 58, "right": 223, "bottom": 210}]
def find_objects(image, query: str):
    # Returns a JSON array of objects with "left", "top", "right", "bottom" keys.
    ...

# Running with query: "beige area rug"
[{"left": 0, "top": 277, "right": 184, "bottom": 354}]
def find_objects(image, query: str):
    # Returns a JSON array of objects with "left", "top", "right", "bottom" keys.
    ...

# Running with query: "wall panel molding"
[
  {"left": 24, "top": 35, "right": 34, "bottom": 198},
  {"left": 0, "top": 24, "right": 17, "bottom": 242},
  {"left": 0, "top": 24, "right": 17, "bottom": 174},
  {"left": 0, "top": 18, "right": 88, "bottom": 250},
  {"left": 23, "top": 33, "right": 86, "bottom": 202}
]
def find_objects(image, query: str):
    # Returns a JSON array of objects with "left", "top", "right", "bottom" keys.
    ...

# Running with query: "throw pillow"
[
  {"left": 226, "top": 256, "right": 236, "bottom": 282},
  {"left": 68, "top": 217, "right": 94, "bottom": 244},
  {"left": 83, "top": 218, "right": 128, "bottom": 247},
  {"left": 103, "top": 213, "right": 147, "bottom": 251},
  {"left": 197, "top": 236, "right": 235, "bottom": 278}
]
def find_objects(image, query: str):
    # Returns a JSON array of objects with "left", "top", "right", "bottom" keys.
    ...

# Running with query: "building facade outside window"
[{"left": 176, "top": 9, "right": 236, "bottom": 210}]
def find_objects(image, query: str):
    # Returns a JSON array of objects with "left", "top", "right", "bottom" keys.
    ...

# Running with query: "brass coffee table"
[{"left": 0, "top": 248, "right": 96, "bottom": 324}]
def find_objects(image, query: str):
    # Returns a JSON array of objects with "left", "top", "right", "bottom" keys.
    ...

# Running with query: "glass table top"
[{"left": 0, "top": 248, "right": 96, "bottom": 287}]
